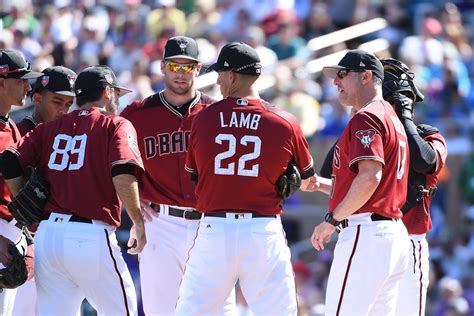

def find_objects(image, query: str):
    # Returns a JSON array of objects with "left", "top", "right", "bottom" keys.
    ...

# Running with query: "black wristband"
[{"left": 324, "top": 212, "right": 342, "bottom": 227}]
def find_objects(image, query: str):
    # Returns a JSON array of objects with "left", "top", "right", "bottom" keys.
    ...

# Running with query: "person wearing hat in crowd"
[
  {"left": 10, "top": 65, "right": 76, "bottom": 316},
  {"left": 121, "top": 35, "right": 236, "bottom": 315},
  {"left": 175, "top": 42, "right": 318, "bottom": 315},
  {"left": 16, "top": 66, "right": 76, "bottom": 136},
  {"left": 0, "top": 49, "right": 42, "bottom": 316},
  {"left": 309, "top": 49, "right": 410, "bottom": 315},
  {"left": 1, "top": 65, "right": 146, "bottom": 315}
]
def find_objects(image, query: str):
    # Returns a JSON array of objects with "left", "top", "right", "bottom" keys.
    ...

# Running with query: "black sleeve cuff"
[
  {"left": 111, "top": 164, "right": 138, "bottom": 177},
  {"left": 301, "top": 168, "right": 315, "bottom": 180},
  {"left": 1, "top": 151, "right": 23, "bottom": 179}
]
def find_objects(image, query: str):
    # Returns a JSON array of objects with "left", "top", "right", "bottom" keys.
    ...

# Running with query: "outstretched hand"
[
  {"left": 311, "top": 222, "right": 336, "bottom": 251},
  {"left": 127, "top": 223, "right": 146, "bottom": 255}
]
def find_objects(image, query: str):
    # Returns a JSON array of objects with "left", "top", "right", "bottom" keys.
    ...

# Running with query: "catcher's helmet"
[{"left": 380, "top": 58, "right": 424, "bottom": 103}]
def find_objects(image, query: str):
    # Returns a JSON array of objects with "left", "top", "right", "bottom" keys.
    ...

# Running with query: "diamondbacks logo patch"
[
  {"left": 355, "top": 129, "right": 376, "bottom": 148},
  {"left": 105, "top": 74, "right": 114, "bottom": 85},
  {"left": 41, "top": 76, "right": 49, "bottom": 87}
]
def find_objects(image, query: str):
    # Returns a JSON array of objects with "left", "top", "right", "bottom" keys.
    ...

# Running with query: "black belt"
[
  {"left": 70, "top": 214, "right": 93, "bottom": 224},
  {"left": 151, "top": 204, "right": 202, "bottom": 220},
  {"left": 340, "top": 213, "right": 398, "bottom": 229},
  {"left": 205, "top": 212, "right": 277, "bottom": 219}
]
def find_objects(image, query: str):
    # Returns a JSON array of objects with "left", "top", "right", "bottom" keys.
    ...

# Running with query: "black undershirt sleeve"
[
  {"left": 401, "top": 118, "right": 437, "bottom": 174},
  {"left": 1, "top": 151, "right": 23, "bottom": 179},
  {"left": 111, "top": 164, "right": 138, "bottom": 177}
]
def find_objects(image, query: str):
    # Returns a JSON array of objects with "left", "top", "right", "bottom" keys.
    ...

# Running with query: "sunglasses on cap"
[
  {"left": 336, "top": 69, "right": 364, "bottom": 79},
  {"left": 165, "top": 62, "right": 197, "bottom": 73}
]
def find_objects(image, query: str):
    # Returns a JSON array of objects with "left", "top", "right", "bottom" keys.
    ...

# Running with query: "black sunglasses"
[{"left": 336, "top": 69, "right": 365, "bottom": 79}]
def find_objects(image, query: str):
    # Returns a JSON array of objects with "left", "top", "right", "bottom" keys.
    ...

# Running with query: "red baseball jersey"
[
  {"left": 16, "top": 116, "right": 37, "bottom": 136},
  {"left": 330, "top": 100, "right": 409, "bottom": 219},
  {"left": 121, "top": 91, "right": 215, "bottom": 207},
  {"left": 185, "top": 97, "right": 314, "bottom": 215},
  {"left": 403, "top": 132, "right": 447, "bottom": 234},
  {"left": 8, "top": 108, "right": 144, "bottom": 227},
  {"left": 0, "top": 117, "right": 21, "bottom": 219}
]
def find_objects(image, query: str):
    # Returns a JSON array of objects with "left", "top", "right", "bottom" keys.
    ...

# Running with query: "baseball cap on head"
[
  {"left": 74, "top": 65, "right": 132, "bottom": 98},
  {"left": 206, "top": 42, "right": 262, "bottom": 75},
  {"left": 0, "top": 49, "right": 42, "bottom": 79},
  {"left": 323, "top": 49, "right": 384, "bottom": 80},
  {"left": 163, "top": 36, "right": 199, "bottom": 62},
  {"left": 33, "top": 66, "right": 77, "bottom": 97}
]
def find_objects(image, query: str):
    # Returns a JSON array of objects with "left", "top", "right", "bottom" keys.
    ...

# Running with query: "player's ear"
[
  {"left": 32, "top": 92, "right": 42, "bottom": 106},
  {"left": 103, "top": 86, "right": 113, "bottom": 100}
]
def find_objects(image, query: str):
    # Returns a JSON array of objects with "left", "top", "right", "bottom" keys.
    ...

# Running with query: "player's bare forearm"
[
  {"left": 316, "top": 175, "right": 332, "bottom": 195},
  {"left": 5, "top": 176, "right": 25, "bottom": 196},
  {"left": 332, "top": 160, "right": 381, "bottom": 221},
  {"left": 112, "top": 174, "right": 146, "bottom": 253}
]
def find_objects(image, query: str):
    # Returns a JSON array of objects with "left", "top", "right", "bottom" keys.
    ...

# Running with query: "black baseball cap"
[
  {"left": 206, "top": 42, "right": 262, "bottom": 75},
  {"left": 32, "top": 66, "right": 77, "bottom": 97},
  {"left": 0, "top": 49, "right": 42, "bottom": 79},
  {"left": 74, "top": 65, "right": 132, "bottom": 97},
  {"left": 323, "top": 49, "right": 384, "bottom": 80},
  {"left": 163, "top": 36, "right": 199, "bottom": 62}
]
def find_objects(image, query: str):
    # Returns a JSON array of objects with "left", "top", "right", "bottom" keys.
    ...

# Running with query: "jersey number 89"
[
  {"left": 48, "top": 134, "right": 88, "bottom": 171},
  {"left": 214, "top": 133, "right": 261, "bottom": 177}
]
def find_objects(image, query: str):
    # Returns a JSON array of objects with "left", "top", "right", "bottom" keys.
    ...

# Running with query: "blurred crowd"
[{"left": 2, "top": 0, "right": 474, "bottom": 315}]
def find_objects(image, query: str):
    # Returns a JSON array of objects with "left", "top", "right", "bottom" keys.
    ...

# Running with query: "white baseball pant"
[
  {"left": 12, "top": 278, "right": 38, "bottom": 316},
  {"left": 395, "top": 234, "right": 429, "bottom": 316},
  {"left": 176, "top": 213, "right": 297, "bottom": 316},
  {"left": 139, "top": 205, "right": 236, "bottom": 315},
  {"left": 325, "top": 213, "right": 410, "bottom": 316},
  {"left": 34, "top": 213, "right": 137, "bottom": 316},
  {"left": 0, "top": 219, "right": 27, "bottom": 316}
]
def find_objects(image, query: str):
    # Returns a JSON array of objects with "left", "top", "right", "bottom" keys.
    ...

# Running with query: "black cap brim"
[
  {"left": 205, "top": 62, "right": 229, "bottom": 73},
  {"left": 322, "top": 66, "right": 345, "bottom": 79},
  {"left": 19, "top": 71, "right": 43, "bottom": 79},
  {"left": 115, "top": 85, "right": 133, "bottom": 97},
  {"left": 165, "top": 55, "right": 199, "bottom": 62}
]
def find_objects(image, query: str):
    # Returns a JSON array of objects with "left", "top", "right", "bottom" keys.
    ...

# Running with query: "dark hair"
[{"left": 75, "top": 88, "right": 104, "bottom": 107}]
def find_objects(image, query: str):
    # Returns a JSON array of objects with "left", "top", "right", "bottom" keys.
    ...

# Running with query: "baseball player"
[
  {"left": 0, "top": 49, "right": 42, "bottom": 316},
  {"left": 16, "top": 66, "right": 76, "bottom": 136},
  {"left": 175, "top": 42, "right": 317, "bottom": 316},
  {"left": 12, "top": 65, "right": 76, "bottom": 316},
  {"left": 380, "top": 58, "right": 448, "bottom": 316},
  {"left": 310, "top": 50, "right": 410, "bottom": 315},
  {"left": 1, "top": 65, "right": 146, "bottom": 315},
  {"left": 121, "top": 36, "right": 235, "bottom": 315}
]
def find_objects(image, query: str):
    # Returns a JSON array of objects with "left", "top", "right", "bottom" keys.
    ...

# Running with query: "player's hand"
[
  {"left": 300, "top": 175, "right": 319, "bottom": 192},
  {"left": 140, "top": 200, "right": 158, "bottom": 222},
  {"left": 25, "top": 244, "right": 34, "bottom": 280},
  {"left": 311, "top": 222, "right": 336, "bottom": 251},
  {"left": 127, "top": 223, "right": 146, "bottom": 255},
  {"left": 0, "top": 235, "right": 13, "bottom": 266}
]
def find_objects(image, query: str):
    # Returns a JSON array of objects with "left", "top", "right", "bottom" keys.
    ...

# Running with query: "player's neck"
[
  {"left": 162, "top": 89, "right": 196, "bottom": 107},
  {"left": 227, "top": 85, "right": 260, "bottom": 100},
  {"left": 354, "top": 88, "right": 383, "bottom": 111},
  {"left": 0, "top": 100, "right": 12, "bottom": 117},
  {"left": 32, "top": 112, "right": 44, "bottom": 124}
]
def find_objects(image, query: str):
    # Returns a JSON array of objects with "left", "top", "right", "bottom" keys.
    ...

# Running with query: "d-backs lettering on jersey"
[
  {"left": 16, "top": 116, "right": 37, "bottom": 137},
  {"left": 121, "top": 91, "right": 215, "bottom": 207},
  {"left": 0, "top": 117, "right": 20, "bottom": 219},
  {"left": 8, "top": 108, "right": 144, "bottom": 227},
  {"left": 186, "top": 97, "right": 314, "bottom": 215},
  {"left": 403, "top": 132, "right": 447, "bottom": 234},
  {"left": 330, "top": 100, "right": 409, "bottom": 219}
]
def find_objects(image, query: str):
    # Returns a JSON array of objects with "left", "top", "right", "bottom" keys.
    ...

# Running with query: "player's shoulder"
[
  {"left": 261, "top": 100, "right": 301, "bottom": 129},
  {"left": 121, "top": 93, "right": 162, "bottom": 118}
]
